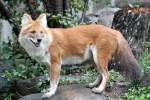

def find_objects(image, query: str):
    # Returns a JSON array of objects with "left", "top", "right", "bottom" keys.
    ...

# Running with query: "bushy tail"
[{"left": 114, "top": 40, "right": 142, "bottom": 81}]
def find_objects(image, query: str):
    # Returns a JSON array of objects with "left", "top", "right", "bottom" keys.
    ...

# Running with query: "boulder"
[
  {"left": 18, "top": 84, "right": 107, "bottom": 100},
  {"left": 97, "top": 7, "right": 120, "bottom": 27},
  {"left": 85, "top": 7, "right": 120, "bottom": 27}
]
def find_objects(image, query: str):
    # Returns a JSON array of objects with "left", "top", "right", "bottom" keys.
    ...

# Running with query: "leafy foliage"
[
  {"left": 70, "top": 0, "right": 85, "bottom": 11},
  {"left": 123, "top": 86, "right": 150, "bottom": 100},
  {"left": 47, "top": 13, "right": 75, "bottom": 27},
  {"left": 1, "top": 41, "right": 47, "bottom": 80},
  {"left": 139, "top": 42, "right": 150, "bottom": 71}
]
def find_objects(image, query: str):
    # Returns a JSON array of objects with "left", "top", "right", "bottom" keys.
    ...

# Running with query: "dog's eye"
[{"left": 30, "top": 30, "right": 36, "bottom": 34}]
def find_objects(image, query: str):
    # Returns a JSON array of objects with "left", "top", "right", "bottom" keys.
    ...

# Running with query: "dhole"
[{"left": 18, "top": 13, "right": 141, "bottom": 98}]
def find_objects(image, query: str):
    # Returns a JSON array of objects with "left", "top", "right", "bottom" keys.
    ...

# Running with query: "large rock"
[
  {"left": 85, "top": 7, "right": 120, "bottom": 27},
  {"left": 97, "top": 7, "right": 120, "bottom": 27},
  {"left": 18, "top": 84, "right": 107, "bottom": 100},
  {"left": 0, "top": 19, "right": 13, "bottom": 43}
]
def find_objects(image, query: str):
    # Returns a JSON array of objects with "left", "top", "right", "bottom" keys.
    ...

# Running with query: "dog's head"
[{"left": 18, "top": 13, "right": 52, "bottom": 49}]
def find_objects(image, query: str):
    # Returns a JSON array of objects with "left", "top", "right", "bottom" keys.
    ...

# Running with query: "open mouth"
[{"left": 30, "top": 39, "right": 40, "bottom": 47}]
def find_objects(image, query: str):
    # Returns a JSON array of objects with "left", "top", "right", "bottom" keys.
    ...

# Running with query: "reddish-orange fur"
[{"left": 19, "top": 14, "right": 141, "bottom": 98}]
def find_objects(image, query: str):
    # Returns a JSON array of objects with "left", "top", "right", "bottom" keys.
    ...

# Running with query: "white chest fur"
[
  {"left": 19, "top": 38, "right": 51, "bottom": 65},
  {"left": 26, "top": 46, "right": 50, "bottom": 65},
  {"left": 34, "top": 51, "right": 50, "bottom": 64}
]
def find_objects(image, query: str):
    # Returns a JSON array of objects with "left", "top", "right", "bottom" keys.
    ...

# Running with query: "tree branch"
[{"left": 0, "top": 0, "right": 12, "bottom": 22}]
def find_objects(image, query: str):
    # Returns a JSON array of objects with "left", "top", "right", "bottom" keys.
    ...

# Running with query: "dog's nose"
[{"left": 37, "top": 39, "right": 42, "bottom": 43}]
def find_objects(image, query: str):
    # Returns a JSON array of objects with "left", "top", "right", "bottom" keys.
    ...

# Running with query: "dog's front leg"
[{"left": 43, "top": 60, "right": 61, "bottom": 98}]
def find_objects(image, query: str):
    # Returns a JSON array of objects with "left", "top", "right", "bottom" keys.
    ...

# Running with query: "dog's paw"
[
  {"left": 92, "top": 87, "right": 103, "bottom": 94},
  {"left": 86, "top": 83, "right": 96, "bottom": 88},
  {"left": 42, "top": 92, "right": 55, "bottom": 99}
]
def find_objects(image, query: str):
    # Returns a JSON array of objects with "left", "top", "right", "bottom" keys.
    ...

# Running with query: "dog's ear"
[
  {"left": 21, "top": 13, "right": 33, "bottom": 27},
  {"left": 36, "top": 13, "right": 47, "bottom": 27}
]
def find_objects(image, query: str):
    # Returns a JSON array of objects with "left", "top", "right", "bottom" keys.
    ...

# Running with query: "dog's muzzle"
[{"left": 30, "top": 38, "right": 42, "bottom": 47}]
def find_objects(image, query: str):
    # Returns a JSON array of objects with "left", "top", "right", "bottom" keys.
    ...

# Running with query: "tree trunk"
[
  {"left": 26, "top": 0, "right": 39, "bottom": 20},
  {"left": 0, "top": 0, "right": 11, "bottom": 21},
  {"left": 0, "top": 0, "right": 19, "bottom": 33},
  {"left": 43, "top": 0, "right": 69, "bottom": 27},
  {"left": 63, "top": 0, "right": 70, "bottom": 14},
  {"left": 44, "top": 0, "right": 63, "bottom": 14},
  {"left": 112, "top": 6, "right": 150, "bottom": 58}
]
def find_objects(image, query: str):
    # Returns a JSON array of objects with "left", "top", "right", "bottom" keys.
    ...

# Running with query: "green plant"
[
  {"left": 139, "top": 42, "right": 150, "bottom": 72},
  {"left": 3, "top": 93, "right": 14, "bottom": 100},
  {"left": 1, "top": 38, "right": 48, "bottom": 99},
  {"left": 139, "top": 50, "right": 150, "bottom": 71},
  {"left": 108, "top": 70, "right": 126, "bottom": 87},
  {"left": 70, "top": 0, "right": 85, "bottom": 11},
  {"left": 48, "top": 13, "right": 74, "bottom": 27},
  {"left": 123, "top": 86, "right": 150, "bottom": 100},
  {"left": 1, "top": 41, "right": 47, "bottom": 80}
]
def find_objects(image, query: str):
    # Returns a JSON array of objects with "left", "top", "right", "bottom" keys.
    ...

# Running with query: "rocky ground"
[{"left": 18, "top": 83, "right": 128, "bottom": 100}]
